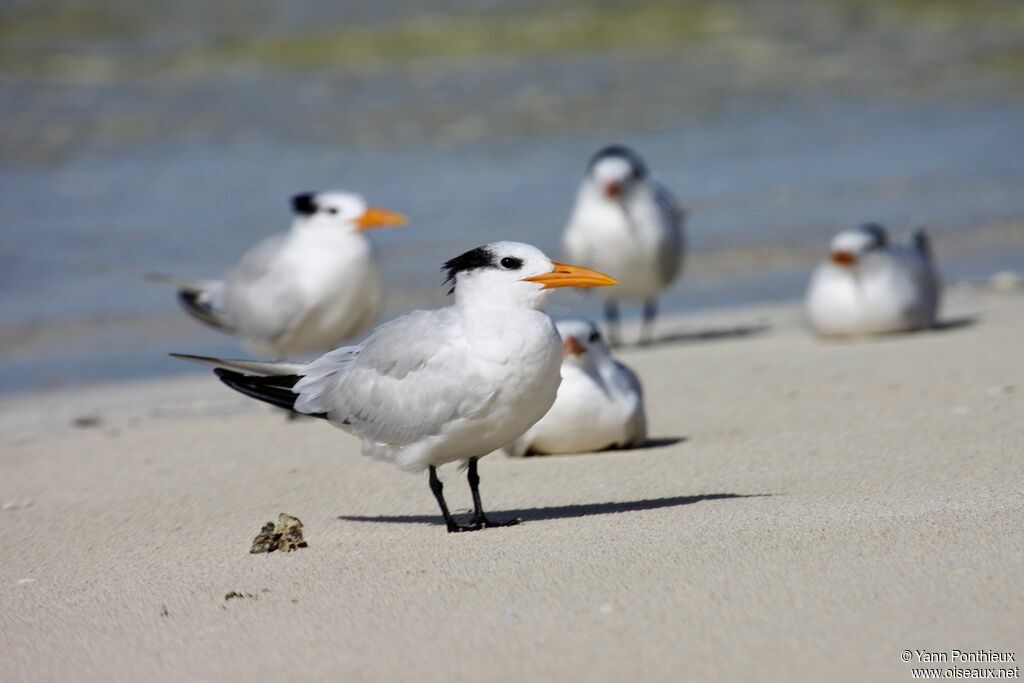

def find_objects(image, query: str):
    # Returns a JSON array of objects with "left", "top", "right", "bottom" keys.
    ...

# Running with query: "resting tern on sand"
[
  {"left": 173, "top": 242, "right": 616, "bottom": 533},
  {"left": 805, "top": 223, "right": 941, "bottom": 337},
  {"left": 505, "top": 318, "right": 646, "bottom": 457},
  {"left": 150, "top": 191, "right": 406, "bottom": 356},
  {"left": 562, "top": 145, "right": 686, "bottom": 346}
]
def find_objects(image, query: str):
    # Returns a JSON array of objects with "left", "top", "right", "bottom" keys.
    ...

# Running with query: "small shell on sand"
[{"left": 250, "top": 513, "right": 308, "bottom": 554}]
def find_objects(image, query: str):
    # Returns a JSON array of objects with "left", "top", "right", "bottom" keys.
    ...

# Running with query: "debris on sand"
[
  {"left": 250, "top": 513, "right": 308, "bottom": 554},
  {"left": 225, "top": 591, "right": 256, "bottom": 601}
]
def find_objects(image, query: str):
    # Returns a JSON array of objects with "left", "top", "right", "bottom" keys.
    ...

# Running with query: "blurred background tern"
[
  {"left": 505, "top": 317, "right": 646, "bottom": 458},
  {"left": 804, "top": 224, "right": 941, "bottom": 337},
  {"left": 562, "top": 145, "right": 686, "bottom": 347},
  {"left": 149, "top": 191, "right": 406, "bottom": 357}
]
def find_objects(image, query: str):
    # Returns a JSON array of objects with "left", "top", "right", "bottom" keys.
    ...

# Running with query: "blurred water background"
[{"left": 2, "top": 0, "right": 1024, "bottom": 392}]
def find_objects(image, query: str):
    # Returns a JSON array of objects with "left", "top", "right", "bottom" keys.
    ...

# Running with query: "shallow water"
[{"left": 2, "top": 1, "right": 1024, "bottom": 392}]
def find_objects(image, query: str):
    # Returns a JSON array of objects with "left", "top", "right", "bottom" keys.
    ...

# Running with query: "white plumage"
[
  {"left": 562, "top": 145, "right": 686, "bottom": 345},
  {"left": 174, "top": 241, "right": 617, "bottom": 533},
  {"left": 506, "top": 318, "right": 646, "bottom": 457},
  {"left": 805, "top": 224, "right": 941, "bottom": 337},
  {"left": 151, "top": 191, "right": 405, "bottom": 356}
]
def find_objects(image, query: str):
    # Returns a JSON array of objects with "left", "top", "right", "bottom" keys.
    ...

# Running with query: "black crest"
[
  {"left": 588, "top": 144, "right": 648, "bottom": 181},
  {"left": 857, "top": 223, "right": 889, "bottom": 249},
  {"left": 291, "top": 193, "right": 318, "bottom": 216},
  {"left": 442, "top": 246, "right": 495, "bottom": 295}
]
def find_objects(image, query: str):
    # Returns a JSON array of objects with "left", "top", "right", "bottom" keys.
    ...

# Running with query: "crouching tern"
[
  {"left": 173, "top": 242, "right": 616, "bottom": 533},
  {"left": 562, "top": 145, "right": 686, "bottom": 346},
  {"left": 150, "top": 191, "right": 406, "bottom": 356},
  {"left": 505, "top": 318, "right": 646, "bottom": 457},
  {"left": 805, "top": 223, "right": 941, "bottom": 337}
]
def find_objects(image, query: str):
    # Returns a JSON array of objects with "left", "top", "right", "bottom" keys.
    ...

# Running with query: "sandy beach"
[{"left": 1, "top": 285, "right": 1022, "bottom": 682}]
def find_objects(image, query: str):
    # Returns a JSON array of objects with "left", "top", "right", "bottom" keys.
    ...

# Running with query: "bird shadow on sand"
[
  {"left": 338, "top": 492, "right": 770, "bottom": 527},
  {"left": 931, "top": 316, "right": 978, "bottom": 333},
  {"left": 520, "top": 436, "right": 687, "bottom": 457},
  {"left": 621, "top": 323, "right": 771, "bottom": 349}
]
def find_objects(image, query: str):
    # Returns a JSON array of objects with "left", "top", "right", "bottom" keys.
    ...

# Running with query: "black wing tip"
[
  {"left": 213, "top": 368, "right": 326, "bottom": 419},
  {"left": 177, "top": 290, "right": 231, "bottom": 332}
]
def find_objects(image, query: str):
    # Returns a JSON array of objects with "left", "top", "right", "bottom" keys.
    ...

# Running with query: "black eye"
[
  {"left": 588, "top": 330, "right": 601, "bottom": 343},
  {"left": 500, "top": 257, "right": 523, "bottom": 270},
  {"left": 327, "top": 208, "right": 338, "bottom": 215}
]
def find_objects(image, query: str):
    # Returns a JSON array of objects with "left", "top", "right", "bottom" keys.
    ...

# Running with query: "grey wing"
[
  {"left": 223, "top": 234, "right": 306, "bottom": 342},
  {"left": 617, "top": 361, "right": 648, "bottom": 448},
  {"left": 292, "top": 309, "right": 491, "bottom": 446},
  {"left": 654, "top": 182, "right": 686, "bottom": 287},
  {"left": 900, "top": 231, "right": 942, "bottom": 323}
]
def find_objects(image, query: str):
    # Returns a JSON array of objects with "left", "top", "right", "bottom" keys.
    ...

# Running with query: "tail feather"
[
  {"left": 169, "top": 353, "right": 305, "bottom": 376},
  {"left": 214, "top": 368, "right": 326, "bottom": 419},
  {"left": 145, "top": 272, "right": 207, "bottom": 292}
]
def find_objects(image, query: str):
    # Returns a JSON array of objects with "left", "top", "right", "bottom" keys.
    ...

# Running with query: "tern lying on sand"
[
  {"left": 506, "top": 318, "right": 646, "bottom": 457},
  {"left": 805, "top": 223, "right": 941, "bottom": 337}
]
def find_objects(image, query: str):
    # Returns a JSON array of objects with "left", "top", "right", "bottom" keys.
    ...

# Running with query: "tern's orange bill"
[
  {"left": 830, "top": 250, "right": 857, "bottom": 266},
  {"left": 562, "top": 335, "right": 587, "bottom": 358},
  {"left": 525, "top": 262, "right": 618, "bottom": 289},
  {"left": 356, "top": 207, "right": 408, "bottom": 230}
]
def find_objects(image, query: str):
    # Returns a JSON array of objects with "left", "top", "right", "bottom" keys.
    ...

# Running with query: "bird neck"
[{"left": 455, "top": 285, "right": 550, "bottom": 313}]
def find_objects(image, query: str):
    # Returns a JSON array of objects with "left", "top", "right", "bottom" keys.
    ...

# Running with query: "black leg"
[
  {"left": 429, "top": 466, "right": 464, "bottom": 533},
  {"left": 467, "top": 458, "right": 520, "bottom": 529},
  {"left": 604, "top": 300, "right": 622, "bottom": 348},
  {"left": 640, "top": 298, "right": 658, "bottom": 346}
]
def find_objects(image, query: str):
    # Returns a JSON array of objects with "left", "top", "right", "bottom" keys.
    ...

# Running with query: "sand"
[{"left": 1, "top": 285, "right": 1022, "bottom": 682}]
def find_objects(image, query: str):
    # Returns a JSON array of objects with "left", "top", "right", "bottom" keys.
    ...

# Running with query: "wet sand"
[{"left": 1, "top": 286, "right": 1022, "bottom": 681}]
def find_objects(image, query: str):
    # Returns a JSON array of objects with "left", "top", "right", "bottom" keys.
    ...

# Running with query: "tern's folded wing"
[
  {"left": 654, "top": 182, "right": 686, "bottom": 285},
  {"left": 293, "top": 308, "right": 490, "bottom": 446},
  {"left": 223, "top": 234, "right": 307, "bottom": 342}
]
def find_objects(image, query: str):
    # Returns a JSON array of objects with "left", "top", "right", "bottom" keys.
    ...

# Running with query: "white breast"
[{"left": 563, "top": 185, "right": 680, "bottom": 302}]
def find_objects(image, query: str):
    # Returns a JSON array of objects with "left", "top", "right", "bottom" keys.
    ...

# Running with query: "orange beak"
[
  {"left": 524, "top": 262, "right": 618, "bottom": 289},
  {"left": 604, "top": 181, "right": 623, "bottom": 198},
  {"left": 356, "top": 206, "right": 408, "bottom": 230},
  {"left": 830, "top": 250, "right": 857, "bottom": 266},
  {"left": 562, "top": 335, "right": 586, "bottom": 358}
]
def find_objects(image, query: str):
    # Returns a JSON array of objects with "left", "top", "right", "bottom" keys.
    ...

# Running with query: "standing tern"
[
  {"left": 150, "top": 191, "right": 406, "bottom": 356},
  {"left": 804, "top": 223, "right": 941, "bottom": 337},
  {"left": 505, "top": 318, "right": 646, "bottom": 457},
  {"left": 562, "top": 145, "right": 686, "bottom": 346},
  {"left": 173, "top": 242, "right": 617, "bottom": 533}
]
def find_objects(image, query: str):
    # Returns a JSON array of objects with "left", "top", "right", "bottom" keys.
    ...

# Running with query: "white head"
[
  {"left": 555, "top": 318, "right": 613, "bottom": 369},
  {"left": 584, "top": 145, "right": 649, "bottom": 202},
  {"left": 290, "top": 191, "right": 407, "bottom": 233},
  {"left": 442, "top": 241, "right": 617, "bottom": 311},
  {"left": 827, "top": 224, "right": 889, "bottom": 268}
]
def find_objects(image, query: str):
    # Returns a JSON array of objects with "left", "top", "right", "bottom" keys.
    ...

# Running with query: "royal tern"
[
  {"left": 173, "top": 242, "right": 616, "bottom": 533},
  {"left": 150, "top": 191, "right": 406, "bottom": 356},
  {"left": 562, "top": 145, "right": 686, "bottom": 346},
  {"left": 505, "top": 318, "right": 646, "bottom": 457},
  {"left": 805, "top": 224, "right": 941, "bottom": 337}
]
